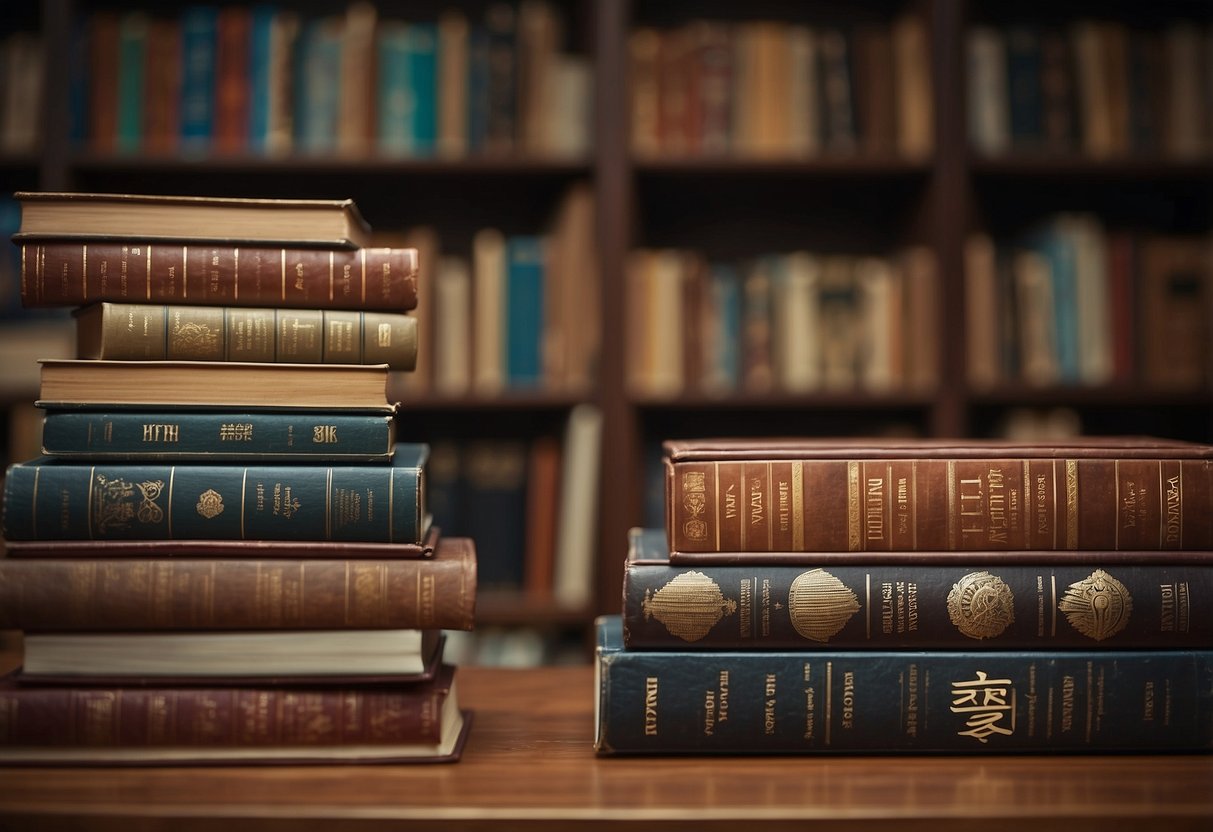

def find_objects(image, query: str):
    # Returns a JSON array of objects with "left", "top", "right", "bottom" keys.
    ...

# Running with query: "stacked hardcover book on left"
[{"left": 0, "top": 191, "right": 478, "bottom": 764}]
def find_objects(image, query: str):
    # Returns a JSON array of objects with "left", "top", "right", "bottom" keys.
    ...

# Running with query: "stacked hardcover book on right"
[
  {"left": 0, "top": 191, "right": 477, "bottom": 764},
  {"left": 596, "top": 437, "right": 1213, "bottom": 754}
]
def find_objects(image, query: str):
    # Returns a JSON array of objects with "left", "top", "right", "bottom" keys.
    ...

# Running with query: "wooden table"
[{"left": 1, "top": 662, "right": 1211, "bottom": 831}]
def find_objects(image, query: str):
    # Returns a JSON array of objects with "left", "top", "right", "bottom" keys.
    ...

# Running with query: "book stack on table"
[
  {"left": 596, "top": 437, "right": 1213, "bottom": 755},
  {"left": 0, "top": 191, "right": 476, "bottom": 764}
]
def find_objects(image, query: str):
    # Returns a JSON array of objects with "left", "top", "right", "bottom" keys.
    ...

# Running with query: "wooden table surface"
[{"left": 1, "top": 657, "right": 1211, "bottom": 831}]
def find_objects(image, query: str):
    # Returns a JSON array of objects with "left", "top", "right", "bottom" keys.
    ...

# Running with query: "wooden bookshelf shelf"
[
  {"left": 967, "top": 384, "right": 1213, "bottom": 408},
  {"left": 0, "top": 656, "right": 1210, "bottom": 832},
  {"left": 632, "top": 157, "right": 933, "bottom": 177},
  {"left": 631, "top": 391, "right": 938, "bottom": 410},
  {"left": 969, "top": 156, "right": 1213, "bottom": 180}
]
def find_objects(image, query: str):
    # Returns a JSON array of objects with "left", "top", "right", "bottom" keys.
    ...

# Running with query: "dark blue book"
[
  {"left": 294, "top": 16, "right": 341, "bottom": 154},
  {"left": 1006, "top": 27, "right": 1044, "bottom": 148},
  {"left": 246, "top": 5, "right": 276, "bottom": 152},
  {"left": 179, "top": 6, "right": 218, "bottom": 152},
  {"left": 595, "top": 615, "right": 1213, "bottom": 754},
  {"left": 505, "top": 235, "right": 545, "bottom": 387},
  {"left": 466, "top": 23, "right": 491, "bottom": 153},
  {"left": 40, "top": 409, "right": 398, "bottom": 462},
  {"left": 2, "top": 444, "right": 428, "bottom": 543}
]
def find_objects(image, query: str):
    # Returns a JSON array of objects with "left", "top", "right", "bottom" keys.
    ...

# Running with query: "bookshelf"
[{"left": 1, "top": 0, "right": 1211, "bottom": 660}]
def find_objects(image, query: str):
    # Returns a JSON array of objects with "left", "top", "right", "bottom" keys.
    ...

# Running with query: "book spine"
[
  {"left": 246, "top": 5, "right": 275, "bottom": 152},
  {"left": 624, "top": 560, "right": 1212, "bottom": 649},
  {"left": 2, "top": 458, "right": 422, "bottom": 543},
  {"left": 20, "top": 243, "right": 418, "bottom": 311},
  {"left": 80, "top": 303, "right": 418, "bottom": 370},
  {"left": 666, "top": 456, "right": 1213, "bottom": 552},
  {"left": 179, "top": 6, "right": 218, "bottom": 151},
  {"left": 405, "top": 24, "right": 438, "bottom": 157},
  {"left": 0, "top": 549, "right": 475, "bottom": 630},
  {"left": 596, "top": 626, "right": 1213, "bottom": 754},
  {"left": 0, "top": 675, "right": 452, "bottom": 747},
  {"left": 505, "top": 236, "right": 545, "bottom": 387},
  {"left": 115, "top": 13, "right": 147, "bottom": 154},
  {"left": 40, "top": 410, "right": 395, "bottom": 462},
  {"left": 214, "top": 6, "right": 252, "bottom": 154}
]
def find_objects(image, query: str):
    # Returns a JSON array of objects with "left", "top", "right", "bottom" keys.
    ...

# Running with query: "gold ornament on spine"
[
  {"left": 643, "top": 571, "right": 737, "bottom": 642},
  {"left": 1059, "top": 568, "right": 1132, "bottom": 641},
  {"left": 788, "top": 569, "right": 860, "bottom": 642}
]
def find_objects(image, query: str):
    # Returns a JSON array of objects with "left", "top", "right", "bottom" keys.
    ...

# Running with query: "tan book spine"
[
  {"left": 74, "top": 303, "right": 417, "bottom": 369},
  {"left": 21, "top": 243, "right": 418, "bottom": 311},
  {"left": 0, "top": 543, "right": 477, "bottom": 631},
  {"left": 666, "top": 456, "right": 1213, "bottom": 553}
]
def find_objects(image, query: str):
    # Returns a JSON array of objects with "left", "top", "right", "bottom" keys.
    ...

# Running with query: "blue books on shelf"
[
  {"left": 179, "top": 6, "right": 218, "bottom": 152},
  {"left": 505, "top": 235, "right": 545, "bottom": 387}
]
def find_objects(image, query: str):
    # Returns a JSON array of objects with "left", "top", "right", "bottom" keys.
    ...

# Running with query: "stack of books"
[
  {"left": 0, "top": 191, "right": 476, "bottom": 764},
  {"left": 596, "top": 437, "right": 1213, "bottom": 754}
]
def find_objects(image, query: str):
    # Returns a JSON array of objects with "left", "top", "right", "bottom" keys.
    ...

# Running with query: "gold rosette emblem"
[
  {"left": 1059, "top": 569, "right": 1132, "bottom": 641},
  {"left": 642, "top": 571, "right": 737, "bottom": 642},
  {"left": 947, "top": 571, "right": 1015, "bottom": 639},
  {"left": 788, "top": 569, "right": 860, "bottom": 642},
  {"left": 195, "top": 489, "right": 225, "bottom": 519}
]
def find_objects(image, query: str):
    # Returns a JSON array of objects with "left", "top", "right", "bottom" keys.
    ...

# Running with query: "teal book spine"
[
  {"left": 595, "top": 616, "right": 1213, "bottom": 755},
  {"left": 179, "top": 6, "right": 218, "bottom": 151},
  {"left": 404, "top": 23, "right": 438, "bottom": 156},
  {"left": 116, "top": 14, "right": 147, "bottom": 153},
  {"left": 2, "top": 444, "right": 427, "bottom": 543},
  {"left": 623, "top": 529, "right": 1213, "bottom": 650},
  {"left": 294, "top": 18, "right": 340, "bottom": 153},
  {"left": 376, "top": 24, "right": 411, "bottom": 153},
  {"left": 505, "top": 235, "right": 545, "bottom": 386},
  {"left": 40, "top": 410, "right": 396, "bottom": 462},
  {"left": 246, "top": 5, "right": 275, "bottom": 152}
]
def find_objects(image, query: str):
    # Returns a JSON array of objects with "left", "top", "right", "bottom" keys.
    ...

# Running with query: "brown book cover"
[
  {"left": 1139, "top": 236, "right": 1211, "bottom": 391},
  {"left": 88, "top": 13, "right": 119, "bottom": 154},
  {"left": 37, "top": 359, "right": 394, "bottom": 411},
  {"left": 523, "top": 435, "right": 560, "bottom": 597},
  {"left": 74, "top": 302, "right": 418, "bottom": 370},
  {"left": 213, "top": 6, "right": 251, "bottom": 154},
  {"left": 0, "top": 664, "right": 471, "bottom": 765},
  {"left": 853, "top": 23, "right": 896, "bottom": 156},
  {"left": 0, "top": 536, "right": 477, "bottom": 632},
  {"left": 142, "top": 17, "right": 182, "bottom": 154},
  {"left": 665, "top": 437, "right": 1213, "bottom": 554},
  {"left": 19, "top": 240, "right": 417, "bottom": 310},
  {"left": 3, "top": 523, "right": 440, "bottom": 560},
  {"left": 13, "top": 192, "right": 373, "bottom": 248}
]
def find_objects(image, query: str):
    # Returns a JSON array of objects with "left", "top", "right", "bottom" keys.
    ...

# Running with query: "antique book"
[
  {"left": 0, "top": 664, "right": 470, "bottom": 765},
  {"left": 3, "top": 522, "right": 439, "bottom": 559},
  {"left": 664, "top": 437, "right": 1213, "bottom": 555},
  {"left": 19, "top": 630, "right": 444, "bottom": 684},
  {"left": 594, "top": 616, "right": 1213, "bottom": 755},
  {"left": 623, "top": 527, "right": 1213, "bottom": 649},
  {"left": 36, "top": 359, "right": 394, "bottom": 410},
  {"left": 0, "top": 536, "right": 477, "bottom": 631},
  {"left": 13, "top": 192, "right": 372, "bottom": 247},
  {"left": 2, "top": 443, "right": 428, "bottom": 543},
  {"left": 74, "top": 302, "right": 418, "bottom": 370},
  {"left": 40, "top": 407, "right": 399, "bottom": 462},
  {"left": 18, "top": 240, "right": 417, "bottom": 311}
]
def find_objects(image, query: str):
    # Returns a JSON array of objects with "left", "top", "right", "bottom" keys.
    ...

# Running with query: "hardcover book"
[
  {"left": 594, "top": 615, "right": 1213, "bottom": 755},
  {"left": 74, "top": 302, "right": 418, "bottom": 370},
  {"left": 13, "top": 192, "right": 372, "bottom": 247},
  {"left": 19, "top": 242, "right": 418, "bottom": 311},
  {"left": 39, "top": 407, "right": 399, "bottom": 462},
  {"left": 664, "top": 437, "right": 1213, "bottom": 555},
  {"left": 2, "top": 444, "right": 428, "bottom": 543},
  {"left": 0, "top": 664, "right": 471, "bottom": 765},
  {"left": 0, "top": 536, "right": 477, "bottom": 631},
  {"left": 623, "top": 528, "right": 1213, "bottom": 650},
  {"left": 36, "top": 360, "right": 394, "bottom": 411},
  {"left": 19, "top": 629, "right": 445, "bottom": 684}
]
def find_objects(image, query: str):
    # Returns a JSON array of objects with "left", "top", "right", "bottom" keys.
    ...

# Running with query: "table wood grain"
[{"left": 0, "top": 650, "right": 1210, "bottom": 831}]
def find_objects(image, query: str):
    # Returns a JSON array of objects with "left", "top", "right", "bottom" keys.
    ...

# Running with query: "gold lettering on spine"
[
  {"left": 232, "top": 247, "right": 238, "bottom": 300},
  {"left": 947, "top": 460, "right": 957, "bottom": 550},
  {"left": 239, "top": 468, "right": 246, "bottom": 539},
  {"left": 767, "top": 462, "right": 774, "bottom": 550},
  {"left": 326, "top": 469, "right": 333, "bottom": 540},
  {"left": 1022, "top": 461, "right": 1031, "bottom": 543},
  {"left": 146, "top": 244, "right": 153, "bottom": 299},
  {"left": 1051, "top": 574, "right": 1057, "bottom": 636},
  {"left": 714, "top": 462, "right": 720, "bottom": 551},
  {"left": 825, "top": 661, "right": 833, "bottom": 745},
  {"left": 329, "top": 251, "right": 335, "bottom": 302},
  {"left": 86, "top": 465, "right": 95, "bottom": 539},
  {"left": 1065, "top": 460, "right": 1078, "bottom": 549},
  {"left": 361, "top": 248, "right": 367, "bottom": 305},
  {"left": 792, "top": 461, "right": 804, "bottom": 550},
  {"left": 168, "top": 468, "right": 175, "bottom": 538},
  {"left": 182, "top": 246, "right": 188, "bottom": 299},
  {"left": 81, "top": 244, "right": 87, "bottom": 298},
  {"left": 280, "top": 249, "right": 286, "bottom": 300},
  {"left": 1052, "top": 460, "right": 1059, "bottom": 549},
  {"left": 847, "top": 462, "right": 861, "bottom": 551}
]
